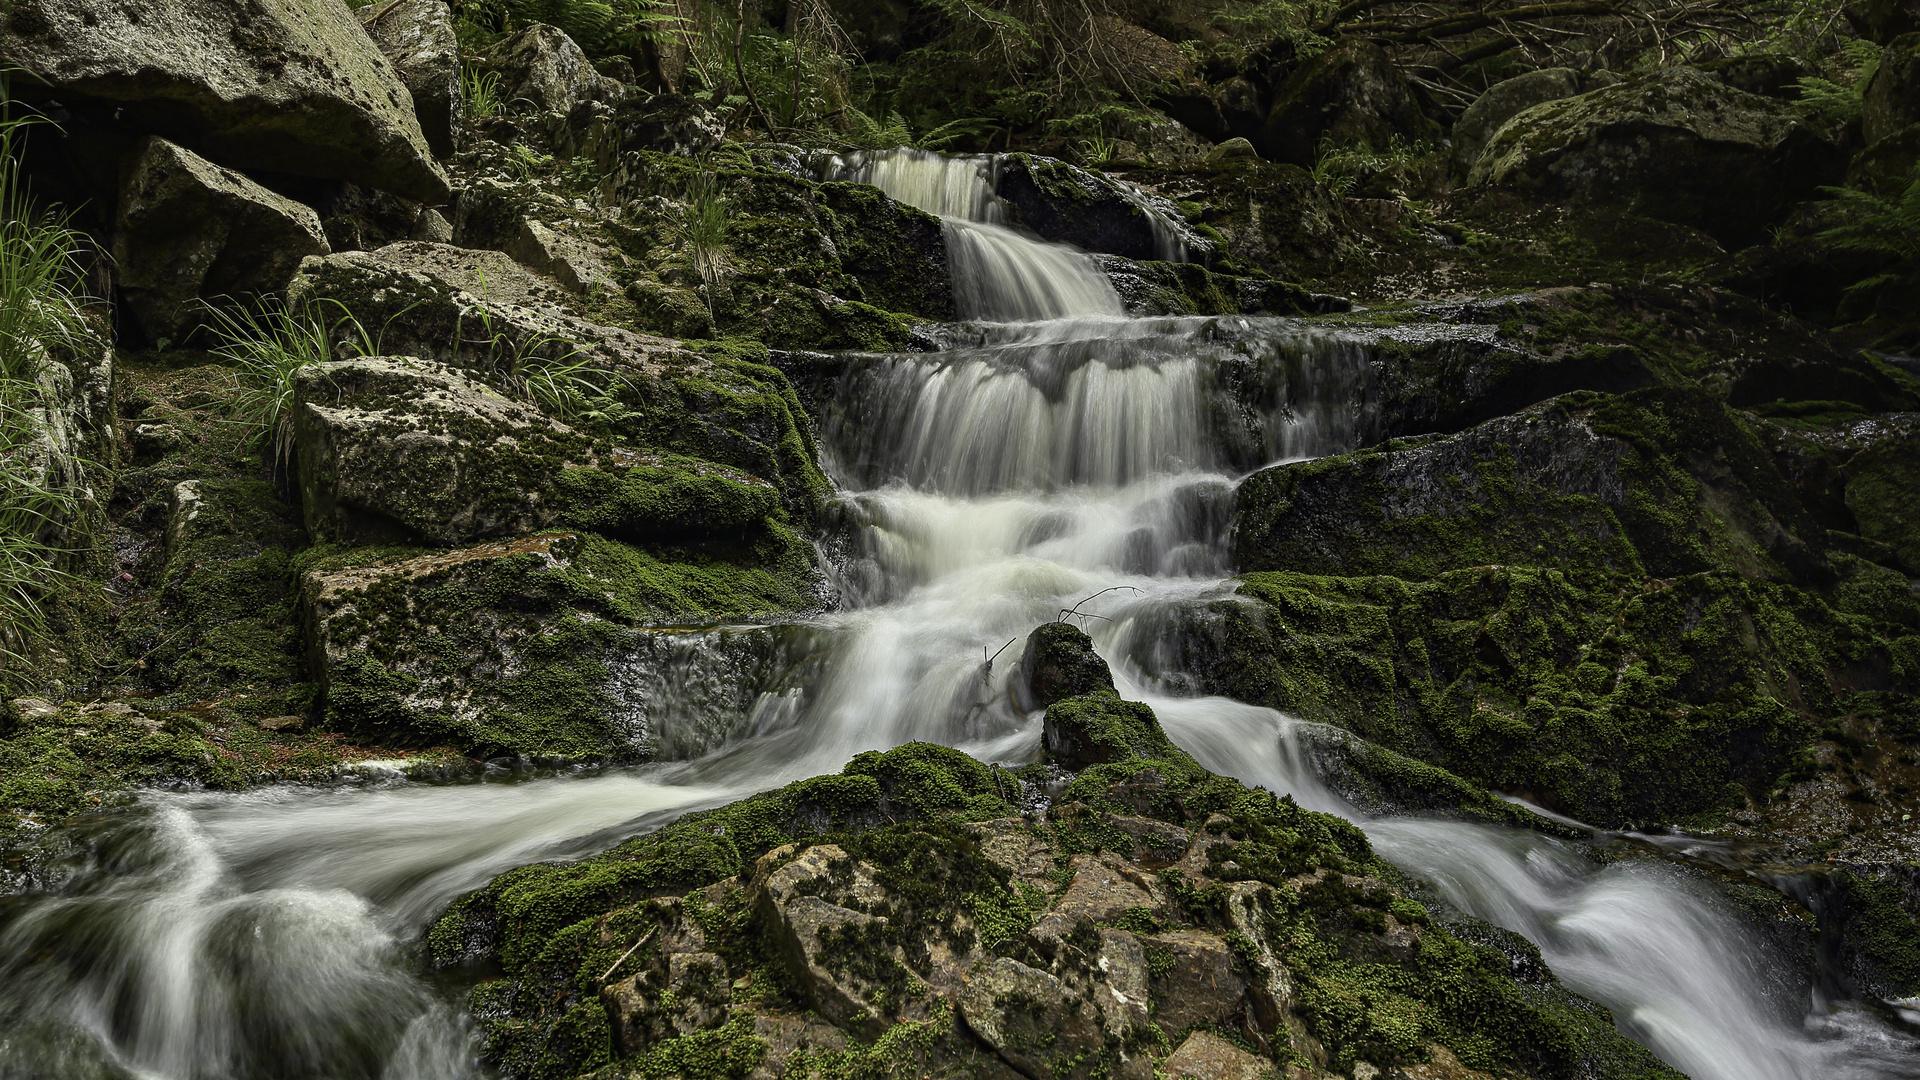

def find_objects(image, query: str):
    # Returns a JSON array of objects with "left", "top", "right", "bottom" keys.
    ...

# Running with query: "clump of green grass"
[
  {"left": 202, "top": 298, "right": 384, "bottom": 468},
  {"left": 673, "top": 170, "right": 730, "bottom": 322},
  {"left": 0, "top": 80, "right": 100, "bottom": 679},
  {"left": 463, "top": 65, "right": 505, "bottom": 120},
  {"left": 1310, "top": 133, "right": 1431, "bottom": 197}
]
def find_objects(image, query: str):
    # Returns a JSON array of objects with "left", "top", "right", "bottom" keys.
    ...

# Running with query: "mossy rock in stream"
[
  {"left": 303, "top": 527, "right": 822, "bottom": 760},
  {"left": 1233, "top": 387, "right": 1845, "bottom": 585},
  {"left": 1019, "top": 621, "right": 1114, "bottom": 709},
  {"left": 430, "top": 710, "right": 1680, "bottom": 1080},
  {"left": 1830, "top": 866, "right": 1920, "bottom": 998},
  {"left": 1171, "top": 554, "right": 1920, "bottom": 827}
]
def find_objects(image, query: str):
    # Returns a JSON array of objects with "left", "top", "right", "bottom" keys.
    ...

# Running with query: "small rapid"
[
  {"left": 1135, "top": 692, "right": 1920, "bottom": 1080},
  {"left": 3, "top": 146, "right": 1917, "bottom": 1080}
]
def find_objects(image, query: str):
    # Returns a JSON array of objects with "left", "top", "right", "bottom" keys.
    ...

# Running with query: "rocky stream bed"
[{"left": 1, "top": 0, "right": 1920, "bottom": 1078}]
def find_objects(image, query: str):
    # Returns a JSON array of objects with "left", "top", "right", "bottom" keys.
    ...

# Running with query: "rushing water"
[{"left": 4, "top": 148, "right": 1918, "bottom": 1080}]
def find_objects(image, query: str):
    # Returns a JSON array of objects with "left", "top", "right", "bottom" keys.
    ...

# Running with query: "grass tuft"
[{"left": 0, "top": 78, "right": 100, "bottom": 679}]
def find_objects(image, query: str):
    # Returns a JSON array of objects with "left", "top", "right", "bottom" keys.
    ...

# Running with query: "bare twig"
[
  {"left": 982, "top": 637, "right": 1017, "bottom": 672},
  {"left": 1055, "top": 585, "right": 1142, "bottom": 624},
  {"left": 601, "top": 927, "right": 656, "bottom": 984}
]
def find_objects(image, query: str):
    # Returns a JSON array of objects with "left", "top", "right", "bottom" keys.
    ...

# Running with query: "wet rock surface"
[{"left": 433, "top": 728, "right": 1680, "bottom": 1080}]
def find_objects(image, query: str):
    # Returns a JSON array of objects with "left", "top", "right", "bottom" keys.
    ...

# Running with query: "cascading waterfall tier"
[
  {"left": 2, "top": 146, "right": 1915, "bottom": 1080},
  {"left": 820, "top": 148, "right": 1125, "bottom": 321},
  {"left": 819, "top": 316, "right": 1380, "bottom": 495}
]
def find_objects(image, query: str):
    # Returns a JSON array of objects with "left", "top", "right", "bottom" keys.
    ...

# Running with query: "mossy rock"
[
  {"left": 1042, "top": 693, "right": 1180, "bottom": 770},
  {"left": 599, "top": 153, "right": 951, "bottom": 347},
  {"left": 426, "top": 722, "right": 1679, "bottom": 1080},
  {"left": 1019, "top": 621, "right": 1114, "bottom": 709},
  {"left": 1830, "top": 867, "right": 1920, "bottom": 997},
  {"left": 1470, "top": 67, "right": 1847, "bottom": 248},
  {"left": 995, "top": 153, "right": 1206, "bottom": 261},
  {"left": 1232, "top": 388, "right": 1839, "bottom": 586},
  {"left": 303, "top": 528, "right": 821, "bottom": 759},
  {"left": 1174, "top": 556, "right": 1920, "bottom": 826}
]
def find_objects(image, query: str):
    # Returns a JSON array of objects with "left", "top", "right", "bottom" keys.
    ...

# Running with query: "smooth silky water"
[{"left": 3, "top": 148, "right": 1916, "bottom": 1079}]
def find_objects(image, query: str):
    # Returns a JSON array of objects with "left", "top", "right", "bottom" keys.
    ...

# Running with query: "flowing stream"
[{"left": 3, "top": 149, "right": 1918, "bottom": 1080}]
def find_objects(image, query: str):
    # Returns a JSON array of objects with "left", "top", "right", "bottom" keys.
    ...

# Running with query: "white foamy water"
[
  {"left": 3, "top": 146, "right": 1915, "bottom": 1080},
  {"left": 823, "top": 147, "right": 1124, "bottom": 321}
]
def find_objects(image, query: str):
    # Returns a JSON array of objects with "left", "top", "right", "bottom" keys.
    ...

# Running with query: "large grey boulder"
[
  {"left": 292, "top": 357, "right": 593, "bottom": 545},
  {"left": 290, "top": 351, "right": 786, "bottom": 547},
  {"left": 1450, "top": 67, "right": 1582, "bottom": 180},
  {"left": 113, "top": 137, "right": 329, "bottom": 340},
  {"left": 477, "top": 24, "right": 625, "bottom": 117},
  {"left": 358, "top": 0, "right": 460, "bottom": 159},
  {"left": 290, "top": 242, "right": 685, "bottom": 374},
  {"left": 1468, "top": 67, "right": 1846, "bottom": 248},
  {"left": 1, "top": 0, "right": 449, "bottom": 202}
]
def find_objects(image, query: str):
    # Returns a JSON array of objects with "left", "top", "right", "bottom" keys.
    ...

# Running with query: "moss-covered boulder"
[
  {"left": 1043, "top": 694, "right": 1178, "bottom": 771},
  {"left": 1450, "top": 68, "right": 1585, "bottom": 181},
  {"left": 1469, "top": 67, "right": 1846, "bottom": 248},
  {"left": 1216, "top": 376, "right": 1920, "bottom": 825},
  {"left": 1019, "top": 621, "right": 1114, "bottom": 709},
  {"left": 1233, "top": 388, "right": 1840, "bottom": 584},
  {"left": 427, "top": 732, "right": 1678, "bottom": 1080},
  {"left": 1260, "top": 41, "right": 1440, "bottom": 168},
  {"left": 1865, "top": 33, "right": 1920, "bottom": 146},
  {"left": 594, "top": 151, "right": 954, "bottom": 347},
  {"left": 1110, "top": 160, "right": 1353, "bottom": 282},
  {"left": 290, "top": 244, "right": 831, "bottom": 520},
  {"left": 303, "top": 530, "right": 820, "bottom": 757},
  {"left": 1843, "top": 424, "right": 1920, "bottom": 572},
  {"left": 0, "top": 0, "right": 448, "bottom": 201},
  {"left": 293, "top": 358, "right": 597, "bottom": 546},
  {"left": 290, "top": 242, "right": 686, "bottom": 375},
  {"left": 1829, "top": 865, "right": 1920, "bottom": 998}
]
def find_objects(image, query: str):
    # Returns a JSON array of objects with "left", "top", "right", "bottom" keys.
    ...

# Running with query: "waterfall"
[
  {"left": 822, "top": 148, "right": 1124, "bottom": 321},
  {"left": 3, "top": 147, "right": 1916, "bottom": 1080}
]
